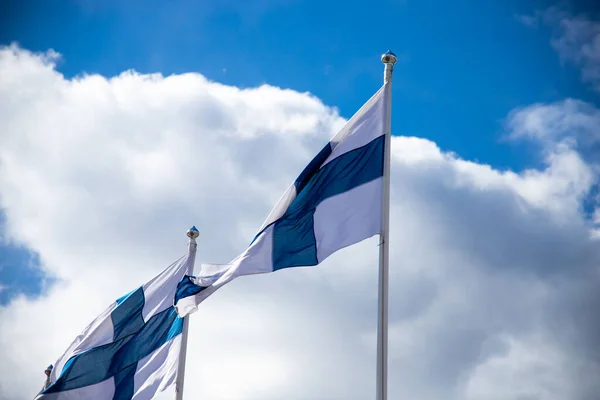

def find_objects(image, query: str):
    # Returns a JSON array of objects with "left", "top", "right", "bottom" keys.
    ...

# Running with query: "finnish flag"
[
  {"left": 175, "top": 82, "right": 389, "bottom": 317},
  {"left": 36, "top": 241, "right": 197, "bottom": 400}
]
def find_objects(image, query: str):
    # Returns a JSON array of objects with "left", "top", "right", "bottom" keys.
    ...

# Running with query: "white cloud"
[
  {"left": 517, "top": 8, "right": 600, "bottom": 92},
  {"left": 533, "top": 8, "right": 600, "bottom": 92},
  {"left": 0, "top": 44, "right": 599, "bottom": 400},
  {"left": 507, "top": 98, "right": 600, "bottom": 144},
  {"left": 515, "top": 14, "right": 539, "bottom": 28},
  {"left": 551, "top": 16, "right": 600, "bottom": 91},
  {"left": 464, "top": 333, "right": 580, "bottom": 400}
]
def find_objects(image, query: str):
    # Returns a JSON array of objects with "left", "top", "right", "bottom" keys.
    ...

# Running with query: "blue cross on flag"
[
  {"left": 36, "top": 241, "right": 196, "bottom": 400},
  {"left": 175, "top": 80, "right": 389, "bottom": 317}
]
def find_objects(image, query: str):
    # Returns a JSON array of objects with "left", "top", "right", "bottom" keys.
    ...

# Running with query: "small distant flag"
[{"left": 36, "top": 242, "right": 197, "bottom": 400}]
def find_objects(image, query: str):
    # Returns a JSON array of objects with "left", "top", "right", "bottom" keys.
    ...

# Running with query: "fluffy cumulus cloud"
[{"left": 0, "top": 44, "right": 600, "bottom": 400}]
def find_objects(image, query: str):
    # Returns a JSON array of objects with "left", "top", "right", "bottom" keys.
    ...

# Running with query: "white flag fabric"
[
  {"left": 36, "top": 243, "right": 196, "bottom": 400},
  {"left": 175, "top": 82, "right": 389, "bottom": 317}
]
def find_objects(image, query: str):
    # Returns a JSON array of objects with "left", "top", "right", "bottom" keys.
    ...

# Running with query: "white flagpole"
[
  {"left": 377, "top": 50, "right": 396, "bottom": 400},
  {"left": 175, "top": 226, "right": 199, "bottom": 400}
]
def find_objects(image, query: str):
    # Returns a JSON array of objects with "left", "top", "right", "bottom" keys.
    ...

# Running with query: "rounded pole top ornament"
[
  {"left": 187, "top": 226, "right": 199, "bottom": 239},
  {"left": 381, "top": 50, "right": 397, "bottom": 65}
]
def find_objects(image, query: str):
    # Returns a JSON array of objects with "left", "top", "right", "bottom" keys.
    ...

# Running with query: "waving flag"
[
  {"left": 176, "top": 82, "right": 389, "bottom": 317},
  {"left": 36, "top": 240, "right": 197, "bottom": 400}
]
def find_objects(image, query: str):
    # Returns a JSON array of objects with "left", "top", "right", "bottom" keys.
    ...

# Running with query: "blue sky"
[{"left": 0, "top": 0, "right": 598, "bottom": 304}]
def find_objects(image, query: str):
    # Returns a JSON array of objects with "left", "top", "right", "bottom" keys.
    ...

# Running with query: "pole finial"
[
  {"left": 381, "top": 50, "right": 397, "bottom": 65},
  {"left": 187, "top": 226, "right": 199, "bottom": 239}
]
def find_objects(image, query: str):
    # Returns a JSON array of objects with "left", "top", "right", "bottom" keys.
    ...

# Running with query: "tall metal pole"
[
  {"left": 377, "top": 50, "right": 396, "bottom": 400},
  {"left": 175, "top": 226, "right": 199, "bottom": 400}
]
